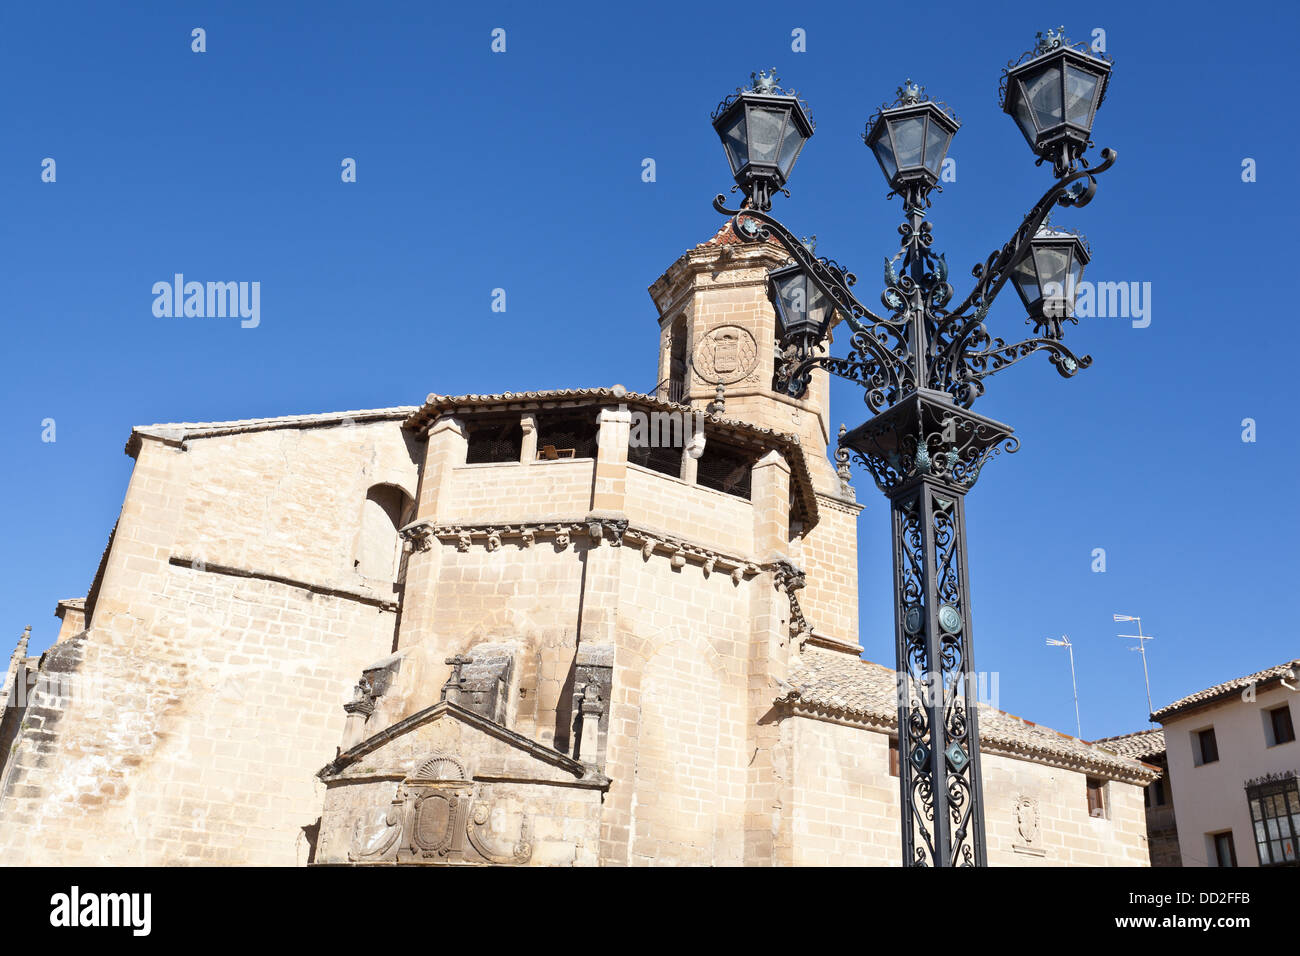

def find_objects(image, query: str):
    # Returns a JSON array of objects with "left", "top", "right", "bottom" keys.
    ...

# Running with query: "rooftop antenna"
[
  {"left": 1045, "top": 635, "right": 1082, "bottom": 737},
  {"left": 1115, "top": 613, "right": 1155, "bottom": 723}
]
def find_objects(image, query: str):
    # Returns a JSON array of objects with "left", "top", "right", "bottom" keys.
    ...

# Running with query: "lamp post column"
[
  {"left": 888, "top": 473, "right": 986, "bottom": 866},
  {"left": 843, "top": 392, "right": 1016, "bottom": 866}
]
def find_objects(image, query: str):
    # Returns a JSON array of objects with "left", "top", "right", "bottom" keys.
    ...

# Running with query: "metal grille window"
[
  {"left": 466, "top": 418, "right": 523, "bottom": 464},
  {"left": 696, "top": 440, "right": 754, "bottom": 499},
  {"left": 1246, "top": 773, "right": 1300, "bottom": 867},
  {"left": 535, "top": 413, "right": 598, "bottom": 460},
  {"left": 629, "top": 441, "right": 682, "bottom": 478}
]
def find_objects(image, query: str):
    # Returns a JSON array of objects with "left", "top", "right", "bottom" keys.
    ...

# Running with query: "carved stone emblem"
[
  {"left": 691, "top": 325, "right": 758, "bottom": 386},
  {"left": 1015, "top": 795, "right": 1040, "bottom": 844},
  {"left": 348, "top": 750, "right": 534, "bottom": 866}
]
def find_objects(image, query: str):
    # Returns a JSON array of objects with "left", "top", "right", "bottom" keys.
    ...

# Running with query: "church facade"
[{"left": 0, "top": 229, "right": 1157, "bottom": 866}]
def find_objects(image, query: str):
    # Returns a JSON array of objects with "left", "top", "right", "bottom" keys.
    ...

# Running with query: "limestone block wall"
[
  {"left": 598, "top": 544, "right": 754, "bottom": 866},
  {"left": 789, "top": 716, "right": 1152, "bottom": 866},
  {"left": 624, "top": 464, "right": 753, "bottom": 557},
  {"left": 383, "top": 538, "right": 588, "bottom": 749},
  {"left": 0, "top": 418, "right": 417, "bottom": 865},
  {"left": 795, "top": 494, "right": 863, "bottom": 645},
  {"left": 444, "top": 460, "right": 595, "bottom": 523}
]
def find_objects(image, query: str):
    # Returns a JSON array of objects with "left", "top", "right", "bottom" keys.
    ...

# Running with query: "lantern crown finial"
[
  {"left": 751, "top": 69, "right": 780, "bottom": 94},
  {"left": 897, "top": 79, "right": 923, "bottom": 106},
  {"left": 1035, "top": 26, "right": 1068, "bottom": 54}
]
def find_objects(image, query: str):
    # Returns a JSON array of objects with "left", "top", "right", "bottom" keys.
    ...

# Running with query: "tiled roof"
[
  {"left": 127, "top": 407, "right": 417, "bottom": 456},
  {"left": 1151, "top": 659, "right": 1300, "bottom": 723},
  {"left": 785, "top": 646, "right": 1159, "bottom": 784},
  {"left": 1093, "top": 728, "right": 1165, "bottom": 761},
  {"left": 698, "top": 218, "right": 783, "bottom": 248},
  {"left": 405, "top": 386, "right": 821, "bottom": 532}
]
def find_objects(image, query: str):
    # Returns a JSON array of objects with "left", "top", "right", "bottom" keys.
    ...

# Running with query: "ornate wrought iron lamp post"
[{"left": 709, "top": 28, "right": 1115, "bottom": 866}]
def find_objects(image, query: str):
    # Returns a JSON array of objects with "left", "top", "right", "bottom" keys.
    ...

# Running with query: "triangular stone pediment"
[{"left": 318, "top": 701, "right": 604, "bottom": 789}]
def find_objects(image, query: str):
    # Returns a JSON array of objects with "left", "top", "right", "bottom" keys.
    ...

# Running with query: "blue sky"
[{"left": 2, "top": 1, "right": 1297, "bottom": 741}]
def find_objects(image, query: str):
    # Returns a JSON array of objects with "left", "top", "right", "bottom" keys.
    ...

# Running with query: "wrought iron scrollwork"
[
  {"left": 715, "top": 148, "right": 1117, "bottom": 410},
  {"left": 840, "top": 393, "right": 1019, "bottom": 495},
  {"left": 892, "top": 482, "right": 986, "bottom": 867}
]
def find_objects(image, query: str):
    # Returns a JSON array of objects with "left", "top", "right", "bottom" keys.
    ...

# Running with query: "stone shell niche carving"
[{"left": 412, "top": 753, "right": 467, "bottom": 782}]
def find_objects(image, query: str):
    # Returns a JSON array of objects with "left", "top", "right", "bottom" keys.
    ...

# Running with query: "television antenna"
[
  {"left": 1045, "top": 635, "right": 1082, "bottom": 737},
  {"left": 1115, "top": 613, "right": 1155, "bottom": 723}
]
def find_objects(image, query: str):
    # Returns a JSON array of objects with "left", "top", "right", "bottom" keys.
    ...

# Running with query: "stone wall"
[
  {"left": 795, "top": 494, "right": 863, "bottom": 645},
  {"left": 0, "top": 417, "right": 417, "bottom": 865},
  {"left": 788, "top": 715, "right": 1152, "bottom": 866}
]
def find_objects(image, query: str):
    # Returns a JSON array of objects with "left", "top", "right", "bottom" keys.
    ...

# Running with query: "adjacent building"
[
  {"left": 1152, "top": 660, "right": 1300, "bottom": 867},
  {"left": 1094, "top": 728, "right": 1181, "bottom": 867}
]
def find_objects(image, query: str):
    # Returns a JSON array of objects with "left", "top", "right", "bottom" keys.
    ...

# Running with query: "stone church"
[{"left": 0, "top": 225, "right": 1157, "bottom": 866}]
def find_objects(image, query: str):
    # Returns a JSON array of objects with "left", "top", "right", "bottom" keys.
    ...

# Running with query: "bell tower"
[{"left": 647, "top": 221, "right": 839, "bottom": 495}]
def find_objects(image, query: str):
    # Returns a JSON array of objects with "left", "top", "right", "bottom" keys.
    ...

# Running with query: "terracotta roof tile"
[
  {"left": 785, "top": 645, "right": 1159, "bottom": 783},
  {"left": 126, "top": 407, "right": 418, "bottom": 456},
  {"left": 1151, "top": 659, "right": 1300, "bottom": 723},
  {"left": 1092, "top": 728, "right": 1165, "bottom": 761}
]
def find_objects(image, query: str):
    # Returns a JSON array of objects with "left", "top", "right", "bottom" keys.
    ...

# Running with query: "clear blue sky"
[{"left": 2, "top": 1, "right": 1296, "bottom": 741}]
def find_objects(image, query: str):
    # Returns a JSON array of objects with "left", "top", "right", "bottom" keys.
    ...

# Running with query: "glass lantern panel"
[
  {"left": 775, "top": 273, "right": 809, "bottom": 328},
  {"left": 1023, "top": 62, "right": 1063, "bottom": 131},
  {"left": 1033, "top": 243, "right": 1072, "bottom": 296},
  {"left": 1012, "top": 253, "right": 1040, "bottom": 304},
  {"left": 1067, "top": 250, "right": 1085, "bottom": 296},
  {"left": 923, "top": 117, "right": 950, "bottom": 174},
  {"left": 746, "top": 107, "right": 787, "bottom": 164},
  {"left": 890, "top": 115, "right": 925, "bottom": 169},
  {"left": 1010, "top": 80, "right": 1038, "bottom": 142},
  {"left": 777, "top": 121, "right": 807, "bottom": 177},
  {"left": 1065, "top": 66, "right": 1100, "bottom": 126},
  {"left": 721, "top": 111, "right": 747, "bottom": 173},
  {"left": 806, "top": 279, "right": 830, "bottom": 328},
  {"left": 870, "top": 126, "right": 898, "bottom": 179}
]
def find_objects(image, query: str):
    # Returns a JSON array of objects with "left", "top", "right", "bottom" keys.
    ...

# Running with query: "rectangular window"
[
  {"left": 1086, "top": 777, "right": 1107, "bottom": 818},
  {"left": 1269, "top": 705, "right": 1296, "bottom": 746},
  {"left": 1195, "top": 727, "right": 1219, "bottom": 765},
  {"left": 888, "top": 737, "right": 899, "bottom": 777},
  {"left": 1212, "top": 831, "right": 1238, "bottom": 867},
  {"left": 1146, "top": 777, "right": 1166, "bottom": 808},
  {"left": 1246, "top": 774, "right": 1300, "bottom": 867}
]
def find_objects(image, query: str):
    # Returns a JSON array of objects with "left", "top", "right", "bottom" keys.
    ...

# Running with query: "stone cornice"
[
  {"left": 400, "top": 515, "right": 767, "bottom": 585},
  {"left": 814, "top": 491, "right": 865, "bottom": 516}
]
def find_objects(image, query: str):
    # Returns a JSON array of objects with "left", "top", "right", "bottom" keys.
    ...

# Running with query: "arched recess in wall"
[
  {"left": 355, "top": 483, "right": 415, "bottom": 582},
  {"left": 668, "top": 315, "right": 687, "bottom": 404}
]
